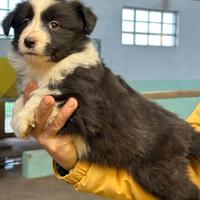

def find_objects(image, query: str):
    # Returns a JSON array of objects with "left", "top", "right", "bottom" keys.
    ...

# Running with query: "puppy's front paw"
[{"left": 11, "top": 111, "right": 35, "bottom": 139}]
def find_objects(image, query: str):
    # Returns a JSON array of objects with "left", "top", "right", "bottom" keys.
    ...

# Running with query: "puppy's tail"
[{"left": 189, "top": 131, "right": 200, "bottom": 161}]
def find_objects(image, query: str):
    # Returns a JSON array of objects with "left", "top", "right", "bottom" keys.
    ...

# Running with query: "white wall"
[{"left": 83, "top": 0, "right": 200, "bottom": 81}]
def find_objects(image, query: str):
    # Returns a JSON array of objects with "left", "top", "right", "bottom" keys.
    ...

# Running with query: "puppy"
[{"left": 2, "top": 0, "right": 200, "bottom": 199}]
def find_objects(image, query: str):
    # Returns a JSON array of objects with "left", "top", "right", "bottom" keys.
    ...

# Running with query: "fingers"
[
  {"left": 30, "top": 96, "right": 55, "bottom": 139},
  {"left": 45, "top": 98, "right": 78, "bottom": 135},
  {"left": 36, "top": 96, "right": 55, "bottom": 126},
  {"left": 24, "top": 82, "right": 38, "bottom": 103},
  {"left": 29, "top": 96, "right": 78, "bottom": 140}
]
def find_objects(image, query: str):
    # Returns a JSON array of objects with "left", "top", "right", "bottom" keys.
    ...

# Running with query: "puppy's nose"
[{"left": 24, "top": 37, "right": 36, "bottom": 49}]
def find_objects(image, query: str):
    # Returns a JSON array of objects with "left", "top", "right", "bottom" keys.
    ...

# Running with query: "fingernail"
[
  {"left": 67, "top": 98, "right": 76, "bottom": 108},
  {"left": 42, "top": 97, "right": 52, "bottom": 108}
]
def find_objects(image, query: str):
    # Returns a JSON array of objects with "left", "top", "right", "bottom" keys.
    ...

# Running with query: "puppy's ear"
[
  {"left": 2, "top": 11, "right": 15, "bottom": 36},
  {"left": 79, "top": 4, "right": 97, "bottom": 34}
]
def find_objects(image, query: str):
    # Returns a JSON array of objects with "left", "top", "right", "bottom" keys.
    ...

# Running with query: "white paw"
[{"left": 11, "top": 111, "right": 35, "bottom": 139}]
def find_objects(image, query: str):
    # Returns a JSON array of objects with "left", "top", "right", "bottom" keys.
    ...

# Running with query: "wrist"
[{"left": 52, "top": 144, "right": 78, "bottom": 170}]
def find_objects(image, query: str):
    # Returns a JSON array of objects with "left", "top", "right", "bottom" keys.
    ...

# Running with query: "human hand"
[{"left": 24, "top": 82, "right": 79, "bottom": 170}]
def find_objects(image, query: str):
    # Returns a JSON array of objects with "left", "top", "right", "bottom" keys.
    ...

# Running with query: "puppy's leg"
[
  {"left": 132, "top": 157, "right": 199, "bottom": 200},
  {"left": 11, "top": 94, "right": 43, "bottom": 138},
  {"left": 11, "top": 95, "right": 27, "bottom": 138},
  {"left": 11, "top": 88, "right": 59, "bottom": 138}
]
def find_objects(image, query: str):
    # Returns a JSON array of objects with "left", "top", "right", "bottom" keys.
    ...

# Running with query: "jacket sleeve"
[
  {"left": 54, "top": 161, "right": 157, "bottom": 200},
  {"left": 186, "top": 103, "right": 200, "bottom": 189},
  {"left": 187, "top": 103, "right": 200, "bottom": 132},
  {"left": 53, "top": 103, "right": 200, "bottom": 200}
]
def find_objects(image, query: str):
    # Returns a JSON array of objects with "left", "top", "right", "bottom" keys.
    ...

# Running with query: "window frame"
[{"left": 121, "top": 7, "right": 179, "bottom": 47}]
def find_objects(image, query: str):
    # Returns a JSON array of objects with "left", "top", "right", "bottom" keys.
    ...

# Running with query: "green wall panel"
[
  {"left": 129, "top": 80, "right": 200, "bottom": 92},
  {"left": 154, "top": 97, "right": 200, "bottom": 120},
  {"left": 22, "top": 150, "right": 53, "bottom": 179},
  {"left": 128, "top": 80, "right": 200, "bottom": 119}
]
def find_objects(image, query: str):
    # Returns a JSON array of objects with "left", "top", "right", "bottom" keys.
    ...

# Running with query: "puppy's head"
[{"left": 2, "top": 0, "right": 97, "bottom": 63}]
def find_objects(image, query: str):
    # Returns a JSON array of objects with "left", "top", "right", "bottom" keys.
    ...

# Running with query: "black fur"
[
  {"left": 3, "top": 1, "right": 200, "bottom": 199},
  {"left": 50, "top": 64, "right": 200, "bottom": 200}
]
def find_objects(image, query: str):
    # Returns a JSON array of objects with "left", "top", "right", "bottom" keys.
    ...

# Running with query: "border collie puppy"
[{"left": 2, "top": 0, "right": 200, "bottom": 199}]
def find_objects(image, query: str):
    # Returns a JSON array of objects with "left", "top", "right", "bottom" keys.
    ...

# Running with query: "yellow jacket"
[{"left": 54, "top": 103, "right": 200, "bottom": 200}]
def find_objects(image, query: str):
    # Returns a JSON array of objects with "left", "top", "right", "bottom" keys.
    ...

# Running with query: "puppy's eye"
[
  {"left": 49, "top": 21, "right": 60, "bottom": 31},
  {"left": 21, "top": 18, "right": 30, "bottom": 26}
]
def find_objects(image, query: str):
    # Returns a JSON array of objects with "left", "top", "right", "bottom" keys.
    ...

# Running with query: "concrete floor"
[{"left": 0, "top": 166, "right": 106, "bottom": 200}]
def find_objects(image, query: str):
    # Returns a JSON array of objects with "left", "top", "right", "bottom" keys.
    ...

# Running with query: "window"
[
  {"left": 4, "top": 101, "right": 14, "bottom": 134},
  {"left": 122, "top": 8, "right": 178, "bottom": 47},
  {"left": 0, "top": 0, "right": 22, "bottom": 37}
]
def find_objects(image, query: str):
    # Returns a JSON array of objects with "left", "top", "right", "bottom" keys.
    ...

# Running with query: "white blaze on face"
[{"left": 18, "top": 0, "right": 56, "bottom": 56}]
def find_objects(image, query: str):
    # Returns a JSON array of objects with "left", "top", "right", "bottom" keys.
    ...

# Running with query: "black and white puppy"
[{"left": 3, "top": 0, "right": 200, "bottom": 199}]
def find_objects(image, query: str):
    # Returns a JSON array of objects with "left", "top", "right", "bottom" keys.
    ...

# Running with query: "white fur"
[
  {"left": 72, "top": 135, "right": 89, "bottom": 158},
  {"left": 11, "top": 88, "right": 61, "bottom": 138}
]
